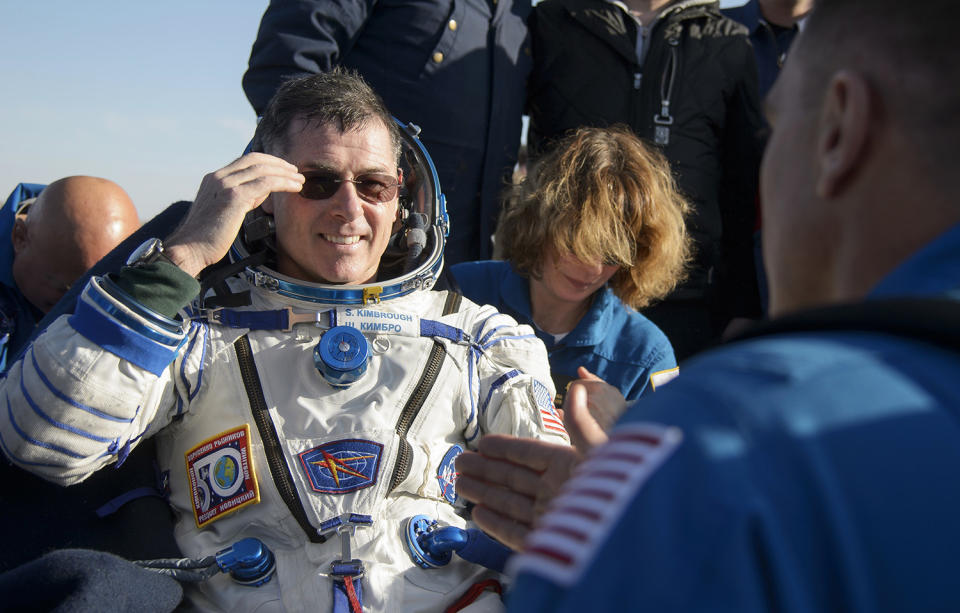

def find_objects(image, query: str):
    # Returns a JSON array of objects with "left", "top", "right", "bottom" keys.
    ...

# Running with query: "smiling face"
[
  {"left": 534, "top": 249, "right": 619, "bottom": 308},
  {"left": 262, "top": 118, "right": 399, "bottom": 285}
]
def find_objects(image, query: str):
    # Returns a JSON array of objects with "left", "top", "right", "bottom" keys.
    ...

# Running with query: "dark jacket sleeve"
[
  {"left": 717, "top": 34, "right": 764, "bottom": 320},
  {"left": 242, "top": 0, "right": 376, "bottom": 114}
]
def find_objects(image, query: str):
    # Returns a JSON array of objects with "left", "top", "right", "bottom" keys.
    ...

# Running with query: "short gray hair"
[{"left": 251, "top": 68, "right": 401, "bottom": 162}]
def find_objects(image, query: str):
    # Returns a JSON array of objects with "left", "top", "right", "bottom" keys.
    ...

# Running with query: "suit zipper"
[
  {"left": 234, "top": 335, "right": 327, "bottom": 543},
  {"left": 387, "top": 291, "right": 462, "bottom": 493},
  {"left": 387, "top": 342, "right": 446, "bottom": 493}
]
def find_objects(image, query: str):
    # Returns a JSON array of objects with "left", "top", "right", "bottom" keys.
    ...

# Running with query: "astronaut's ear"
[{"left": 11, "top": 217, "right": 28, "bottom": 254}]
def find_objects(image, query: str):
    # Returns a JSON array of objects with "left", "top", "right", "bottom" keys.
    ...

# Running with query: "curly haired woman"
[{"left": 452, "top": 126, "right": 691, "bottom": 419}]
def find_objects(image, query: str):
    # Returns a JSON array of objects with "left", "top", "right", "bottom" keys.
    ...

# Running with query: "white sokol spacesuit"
[{"left": 0, "top": 125, "right": 569, "bottom": 612}]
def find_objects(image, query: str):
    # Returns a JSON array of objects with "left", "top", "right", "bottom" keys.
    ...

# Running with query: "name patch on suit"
[
  {"left": 337, "top": 307, "right": 419, "bottom": 337},
  {"left": 185, "top": 425, "right": 260, "bottom": 528},
  {"left": 299, "top": 439, "right": 383, "bottom": 494}
]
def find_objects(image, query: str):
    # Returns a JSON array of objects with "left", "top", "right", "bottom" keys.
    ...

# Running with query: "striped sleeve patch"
[{"left": 506, "top": 423, "right": 682, "bottom": 586}]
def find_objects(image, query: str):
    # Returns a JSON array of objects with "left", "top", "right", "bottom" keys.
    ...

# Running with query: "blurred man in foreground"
[{"left": 456, "top": 0, "right": 960, "bottom": 610}]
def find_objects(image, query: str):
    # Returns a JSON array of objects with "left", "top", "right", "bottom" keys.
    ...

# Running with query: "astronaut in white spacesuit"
[{"left": 0, "top": 70, "right": 568, "bottom": 612}]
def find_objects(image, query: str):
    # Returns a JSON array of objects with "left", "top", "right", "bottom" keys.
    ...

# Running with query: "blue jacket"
[
  {"left": 242, "top": 0, "right": 531, "bottom": 265},
  {"left": 0, "top": 183, "right": 45, "bottom": 372},
  {"left": 451, "top": 261, "right": 678, "bottom": 402},
  {"left": 0, "top": 285, "right": 40, "bottom": 374},
  {"left": 505, "top": 222, "right": 960, "bottom": 612}
]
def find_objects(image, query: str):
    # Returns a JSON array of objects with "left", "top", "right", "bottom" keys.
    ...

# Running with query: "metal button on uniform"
[
  {"left": 448, "top": 19, "right": 457, "bottom": 31},
  {"left": 433, "top": 51, "right": 444, "bottom": 63},
  {"left": 372, "top": 337, "right": 390, "bottom": 354}
]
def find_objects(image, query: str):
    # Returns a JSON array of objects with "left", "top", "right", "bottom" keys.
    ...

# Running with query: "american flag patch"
[
  {"left": 506, "top": 423, "right": 682, "bottom": 586},
  {"left": 533, "top": 380, "right": 566, "bottom": 435}
]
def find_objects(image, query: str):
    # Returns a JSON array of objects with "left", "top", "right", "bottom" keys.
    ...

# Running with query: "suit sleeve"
[
  {"left": 463, "top": 306, "right": 570, "bottom": 447},
  {"left": 242, "top": 0, "right": 377, "bottom": 114},
  {"left": 0, "top": 275, "right": 202, "bottom": 486}
]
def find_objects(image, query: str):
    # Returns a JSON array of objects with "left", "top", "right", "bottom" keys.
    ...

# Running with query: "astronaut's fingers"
[
  {"left": 456, "top": 450, "right": 544, "bottom": 498},
  {"left": 164, "top": 155, "right": 304, "bottom": 276},
  {"left": 195, "top": 155, "right": 304, "bottom": 212},
  {"left": 563, "top": 382, "right": 611, "bottom": 454},
  {"left": 221, "top": 152, "right": 300, "bottom": 171},
  {"left": 210, "top": 153, "right": 303, "bottom": 192},
  {"left": 214, "top": 151, "right": 300, "bottom": 173},
  {"left": 456, "top": 473, "right": 538, "bottom": 525},
  {"left": 572, "top": 370, "right": 626, "bottom": 429},
  {"left": 574, "top": 367, "right": 626, "bottom": 423},
  {"left": 475, "top": 434, "right": 576, "bottom": 474},
  {"left": 469, "top": 504, "right": 530, "bottom": 552},
  {"left": 576, "top": 365, "right": 603, "bottom": 381},
  {"left": 528, "top": 453, "right": 581, "bottom": 519}
]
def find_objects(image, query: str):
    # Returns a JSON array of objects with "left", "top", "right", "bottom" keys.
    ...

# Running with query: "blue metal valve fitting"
[
  {"left": 405, "top": 515, "right": 470, "bottom": 569},
  {"left": 215, "top": 537, "right": 277, "bottom": 587},
  {"left": 314, "top": 325, "right": 369, "bottom": 388}
]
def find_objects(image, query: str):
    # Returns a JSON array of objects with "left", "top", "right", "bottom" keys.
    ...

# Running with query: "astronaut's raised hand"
[
  {"left": 563, "top": 366, "right": 620, "bottom": 452},
  {"left": 455, "top": 434, "right": 581, "bottom": 551},
  {"left": 164, "top": 153, "right": 304, "bottom": 277}
]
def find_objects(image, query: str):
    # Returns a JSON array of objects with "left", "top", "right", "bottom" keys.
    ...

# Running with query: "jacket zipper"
[
  {"left": 234, "top": 335, "right": 327, "bottom": 543},
  {"left": 652, "top": 36, "right": 680, "bottom": 145},
  {"left": 387, "top": 291, "right": 462, "bottom": 493},
  {"left": 387, "top": 342, "right": 446, "bottom": 492},
  {"left": 631, "top": 2, "right": 703, "bottom": 141}
]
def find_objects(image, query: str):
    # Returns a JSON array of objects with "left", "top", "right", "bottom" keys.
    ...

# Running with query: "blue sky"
[
  {"left": 1, "top": 0, "right": 746, "bottom": 222},
  {"left": 1, "top": 2, "right": 267, "bottom": 221}
]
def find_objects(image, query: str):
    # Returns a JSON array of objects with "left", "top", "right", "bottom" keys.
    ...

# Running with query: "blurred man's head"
[
  {"left": 11, "top": 176, "right": 140, "bottom": 312},
  {"left": 761, "top": 0, "right": 960, "bottom": 317},
  {"left": 757, "top": 0, "right": 813, "bottom": 26},
  {"left": 252, "top": 70, "right": 405, "bottom": 285}
]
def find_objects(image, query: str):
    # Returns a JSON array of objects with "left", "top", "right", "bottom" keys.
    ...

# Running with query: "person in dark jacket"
[
  {"left": 724, "top": 0, "right": 811, "bottom": 314},
  {"left": 242, "top": 0, "right": 531, "bottom": 265},
  {"left": 723, "top": 0, "right": 811, "bottom": 99},
  {"left": 527, "top": 0, "right": 765, "bottom": 360}
]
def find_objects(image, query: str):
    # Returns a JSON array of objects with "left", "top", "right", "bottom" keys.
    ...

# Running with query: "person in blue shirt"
[
  {"left": 453, "top": 0, "right": 960, "bottom": 610},
  {"left": 452, "top": 126, "right": 690, "bottom": 412},
  {"left": 0, "top": 183, "right": 44, "bottom": 373}
]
